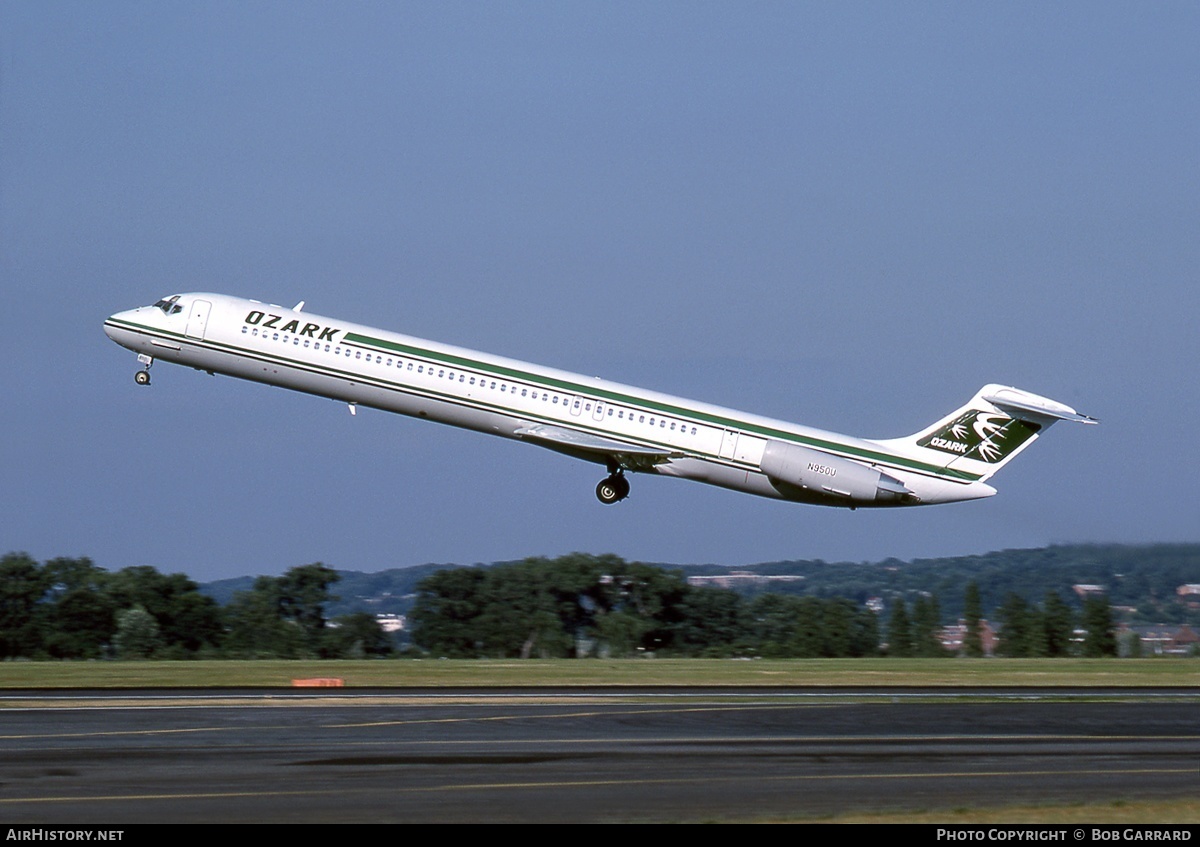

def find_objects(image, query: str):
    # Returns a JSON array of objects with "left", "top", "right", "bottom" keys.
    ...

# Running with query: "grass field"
[{"left": 0, "top": 657, "right": 1196, "bottom": 688}]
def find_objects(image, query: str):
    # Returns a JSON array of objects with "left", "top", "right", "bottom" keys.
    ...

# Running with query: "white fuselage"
[{"left": 104, "top": 293, "right": 1000, "bottom": 508}]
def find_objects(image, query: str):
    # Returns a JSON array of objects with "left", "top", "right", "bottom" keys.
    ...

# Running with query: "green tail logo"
[{"left": 918, "top": 410, "right": 1041, "bottom": 463}]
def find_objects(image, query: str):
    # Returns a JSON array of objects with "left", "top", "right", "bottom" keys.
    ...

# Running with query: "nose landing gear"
[{"left": 134, "top": 353, "right": 154, "bottom": 386}]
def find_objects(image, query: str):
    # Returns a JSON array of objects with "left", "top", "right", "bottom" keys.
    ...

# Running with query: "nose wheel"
[
  {"left": 596, "top": 472, "right": 630, "bottom": 504},
  {"left": 134, "top": 353, "right": 153, "bottom": 385}
]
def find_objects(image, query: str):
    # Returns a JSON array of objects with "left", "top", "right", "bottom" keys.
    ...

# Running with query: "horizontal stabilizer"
[{"left": 981, "top": 386, "right": 1098, "bottom": 425}]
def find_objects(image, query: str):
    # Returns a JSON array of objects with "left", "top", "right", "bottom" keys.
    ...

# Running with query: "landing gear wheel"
[
  {"left": 596, "top": 473, "right": 630, "bottom": 504},
  {"left": 135, "top": 370, "right": 151, "bottom": 386}
]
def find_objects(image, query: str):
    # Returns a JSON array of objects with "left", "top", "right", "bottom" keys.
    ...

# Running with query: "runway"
[{"left": 1, "top": 688, "right": 1197, "bottom": 823}]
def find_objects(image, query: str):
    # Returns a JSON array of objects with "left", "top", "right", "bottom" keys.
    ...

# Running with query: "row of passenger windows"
[{"left": 242, "top": 325, "right": 700, "bottom": 436}]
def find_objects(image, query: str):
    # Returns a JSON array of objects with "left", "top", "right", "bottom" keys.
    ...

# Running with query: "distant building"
[
  {"left": 1120, "top": 623, "right": 1199, "bottom": 656},
  {"left": 376, "top": 614, "right": 406, "bottom": 633},
  {"left": 1072, "top": 584, "right": 1106, "bottom": 599},
  {"left": 686, "top": 571, "right": 806, "bottom": 589},
  {"left": 940, "top": 619, "right": 998, "bottom": 657}
]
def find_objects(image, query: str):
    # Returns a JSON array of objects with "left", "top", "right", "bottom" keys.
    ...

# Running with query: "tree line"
[
  {"left": 410, "top": 553, "right": 880, "bottom": 658},
  {"left": 0, "top": 553, "right": 390, "bottom": 660},
  {"left": 2, "top": 551, "right": 1128, "bottom": 660},
  {"left": 411, "top": 556, "right": 1129, "bottom": 658}
]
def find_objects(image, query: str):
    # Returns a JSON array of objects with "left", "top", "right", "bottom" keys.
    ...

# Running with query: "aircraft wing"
[{"left": 514, "top": 424, "right": 681, "bottom": 471}]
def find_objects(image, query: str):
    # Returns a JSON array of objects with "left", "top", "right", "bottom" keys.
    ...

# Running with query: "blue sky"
[{"left": 3, "top": 2, "right": 1197, "bottom": 582}]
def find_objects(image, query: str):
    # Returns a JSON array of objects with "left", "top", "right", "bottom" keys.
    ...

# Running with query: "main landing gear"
[
  {"left": 134, "top": 354, "right": 153, "bottom": 386},
  {"left": 595, "top": 470, "right": 630, "bottom": 505}
]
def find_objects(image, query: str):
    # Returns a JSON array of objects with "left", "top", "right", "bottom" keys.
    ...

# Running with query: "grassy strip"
[{"left": 0, "top": 657, "right": 1196, "bottom": 689}]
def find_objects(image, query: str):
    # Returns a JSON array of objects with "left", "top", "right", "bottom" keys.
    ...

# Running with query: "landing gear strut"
[
  {"left": 134, "top": 354, "right": 153, "bottom": 386},
  {"left": 596, "top": 471, "right": 630, "bottom": 504}
]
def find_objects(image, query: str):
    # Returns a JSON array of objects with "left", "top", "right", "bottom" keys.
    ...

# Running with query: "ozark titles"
[{"left": 243, "top": 310, "right": 340, "bottom": 343}]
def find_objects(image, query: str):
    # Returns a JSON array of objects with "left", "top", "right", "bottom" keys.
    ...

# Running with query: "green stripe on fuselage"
[{"left": 342, "top": 331, "right": 981, "bottom": 482}]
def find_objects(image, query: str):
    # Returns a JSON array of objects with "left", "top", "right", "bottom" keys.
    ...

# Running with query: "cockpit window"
[{"left": 153, "top": 295, "right": 183, "bottom": 315}]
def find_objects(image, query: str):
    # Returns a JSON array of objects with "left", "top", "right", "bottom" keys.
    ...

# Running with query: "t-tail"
[{"left": 877, "top": 384, "right": 1098, "bottom": 484}]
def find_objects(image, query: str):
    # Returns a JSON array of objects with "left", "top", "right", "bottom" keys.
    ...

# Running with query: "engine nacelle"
[{"left": 760, "top": 440, "right": 914, "bottom": 507}]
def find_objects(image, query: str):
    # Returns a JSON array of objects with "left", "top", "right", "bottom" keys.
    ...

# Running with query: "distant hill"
[{"left": 199, "top": 543, "right": 1200, "bottom": 624}]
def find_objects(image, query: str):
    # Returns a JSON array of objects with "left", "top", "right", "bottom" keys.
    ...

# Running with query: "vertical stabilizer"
[{"left": 877, "top": 384, "right": 1096, "bottom": 482}]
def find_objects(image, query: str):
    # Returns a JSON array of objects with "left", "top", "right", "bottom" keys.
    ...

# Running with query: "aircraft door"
[
  {"left": 569, "top": 396, "right": 584, "bottom": 416},
  {"left": 185, "top": 299, "right": 212, "bottom": 340},
  {"left": 592, "top": 401, "right": 607, "bottom": 421}
]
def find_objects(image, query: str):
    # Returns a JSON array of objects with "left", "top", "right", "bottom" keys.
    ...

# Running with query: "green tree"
[
  {"left": 849, "top": 605, "right": 881, "bottom": 657},
  {"left": 222, "top": 589, "right": 308, "bottom": 658},
  {"left": 888, "top": 599, "right": 912, "bottom": 657},
  {"left": 963, "top": 582, "right": 984, "bottom": 657},
  {"left": 107, "top": 566, "right": 222, "bottom": 654},
  {"left": 39, "top": 557, "right": 117, "bottom": 658},
  {"left": 275, "top": 563, "right": 341, "bottom": 642},
  {"left": 1041, "top": 591, "right": 1074, "bottom": 657},
  {"left": 671, "top": 586, "right": 746, "bottom": 656},
  {"left": 595, "top": 609, "right": 652, "bottom": 657},
  {"left": 322, "top": 613, "right": 394, "bottom": 658},
  {"left": 113, "top": 606, "right": 163, "bottom": 659},
  {"left": 410, "top": 567, "right": 489, "bottom": 657},
  {"left": 1081, "top": 595, "right": 1117, "bottom": 657},
  {"left": 997, "top": 593, "right": 1034, "bottom": 657},
  {"left": 911, "top": 594, "right": 947, "bottom": 657},
  {"left": 749, "top": 594, "right": 802, "bottom": 657},
  {"left": 0, "top": 552, "right": 49, "bottom": 658}
]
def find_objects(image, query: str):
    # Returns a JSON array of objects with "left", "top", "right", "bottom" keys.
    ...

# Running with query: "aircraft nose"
[
  {"left": 104, "top": 309, "right": 127, "bottom": 340},
  {"left": 104, "top": 308, "right": 140, "bottom": 344}
]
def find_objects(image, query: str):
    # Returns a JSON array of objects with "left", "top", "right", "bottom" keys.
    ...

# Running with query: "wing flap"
[{"left": 514, "top": 424, "right": 680, "bottom": 470}]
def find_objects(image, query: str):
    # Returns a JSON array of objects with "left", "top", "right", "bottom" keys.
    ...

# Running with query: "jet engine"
[{"left": 759, "top": 440, "right": 915, "bottom": 507}]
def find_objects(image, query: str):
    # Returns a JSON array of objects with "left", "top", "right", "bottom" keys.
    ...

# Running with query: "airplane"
[{"left": 104, "top": 293, "right": 1095, "bottom": 508}]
